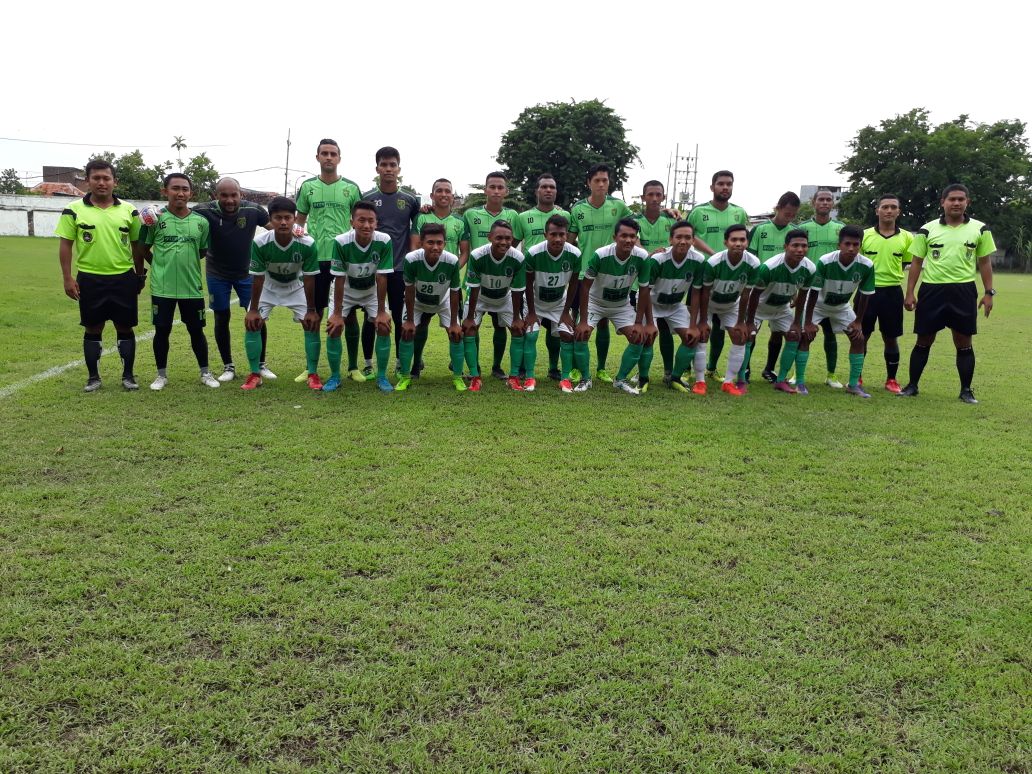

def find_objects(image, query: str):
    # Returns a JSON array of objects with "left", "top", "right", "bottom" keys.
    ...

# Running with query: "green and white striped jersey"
[
  {"left": 584, "top": 243, "right": 649, "bottom": 312},
  {"left": 330, "top": 230, "right": 393, "bottom": 294},
  {"left": 466, "top": 244, "right": 526, "bottom": 310},
  {"left": 703, "top": 250, "right": 760, "bottom": 307},
  {"left": 753, "top": 253, "right": 816, "bottom": 308},
  {"left": 809, "top": 251, "right": 875, "bottom": 308},
  {"left": 644, "top": 247, "right": 706, "bottom": 309},
  {"left": 524, "top": 241, "right": 582, "bottom": 314},
  {"left": 250, "top": 231, "right": 319, "bottom": 286},
  {"left": 402, "top": 249, "right": 462, "bottom": 310}
]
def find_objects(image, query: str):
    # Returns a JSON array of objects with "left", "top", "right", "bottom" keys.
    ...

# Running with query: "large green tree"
[
  {"left": 183, "top": 152, "right": 219, "bottom": 201},
  {"left": 837, "top": 108, "right": 1032, "bottom": 248},
  {"left": 496, "top": 99, "right": 640, "bottom": 209},
  {"left": 0, "top": 168, "right": 26, "bottom": 194}
]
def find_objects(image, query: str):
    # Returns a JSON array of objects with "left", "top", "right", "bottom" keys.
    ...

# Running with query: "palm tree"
[{"left": 171, "top": 136, "right": 187, "bottom": 170}]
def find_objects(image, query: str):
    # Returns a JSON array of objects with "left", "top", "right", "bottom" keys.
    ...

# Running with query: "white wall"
[{"left": 0, "top": 194, "right": 166, "bottom": 237}]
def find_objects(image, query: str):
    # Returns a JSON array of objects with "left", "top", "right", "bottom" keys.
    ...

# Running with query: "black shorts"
[
  {"left": 314, "top": 261, "right": 332, "bottom": 312},
  {"left": 78, "top": 270, "right": 139, "bottom": 328},
  {"left": 914, "top": 281, "right": 977, "bottom": 336},
  {"left": 860, "top": 285, "right": 904, "bottom": 338},
  {"left": 151, "top": 296, "right": 206, "bottom": 328}
]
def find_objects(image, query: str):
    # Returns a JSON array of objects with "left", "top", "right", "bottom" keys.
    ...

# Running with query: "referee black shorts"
[
  {"left": 314, "top": 261, "right": 332, "bottom": 312},
  {"left": 78, "top": 270, "right": 138, "bottom": 328},
  {"left": 914, "top": 281, "right": 977, "bottom": 336},
  {"left": 151, "top": 296, "right": 206, "bottom": 329},
  {"left": 860, "top": 285, "right": 904, "bottom": 338}
]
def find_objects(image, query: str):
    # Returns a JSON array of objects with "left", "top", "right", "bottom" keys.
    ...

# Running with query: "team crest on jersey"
[
  {"left": 852, "top": 272, "right": 861, "bottom": 283},
  {"left": 437, "top": 273, "right": 447, "bottom": 283},
  {"left": 562, "top": 261, "right": 570, "bottom": 272},
  {"left": 121, "top": 234, "right": 129, "bottom": 245},
  {"left": 396, "top": 199, "right": 408, "bottom": 211},
  {"left": 236, "top": 217, "right": 247, "bottom": 229},
  {"left": 610, "top": 208, "right": 617, "bottom": 216},
  {"left": 505, "top": 267, "right": 514, "bottom": 277},
  {"left": 931, "top": 250, "right": 940, "bottom": 260},
  {"left": 83, "top": 232, "right": 93, "bottom": 243}
]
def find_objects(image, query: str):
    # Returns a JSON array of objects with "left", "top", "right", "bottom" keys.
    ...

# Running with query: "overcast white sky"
[{"left": 5, "top": 0, "right": 1029, "bottom": 215}]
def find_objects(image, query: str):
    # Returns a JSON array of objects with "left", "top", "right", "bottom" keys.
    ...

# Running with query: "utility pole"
[
  {"left": 667, "top": 144, "right": 699, "bottom": 212},
  {"left": 283, "top": 128, "right": 291, "bottom": 196}
]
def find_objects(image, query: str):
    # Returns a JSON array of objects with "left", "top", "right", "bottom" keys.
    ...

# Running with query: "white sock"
[
  {"left": 693, "top": 344, "right": 707, "bottom": 382},
  {"left": 725, "top": 344, "right": 745, "bottom": 382}
]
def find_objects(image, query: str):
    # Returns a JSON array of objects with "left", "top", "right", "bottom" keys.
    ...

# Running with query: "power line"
[{"left": 0, "top": 136, "right": 227, "bottom": 148}]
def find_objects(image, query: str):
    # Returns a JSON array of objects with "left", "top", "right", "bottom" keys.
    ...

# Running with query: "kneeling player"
[
  {"left": 742, "top": 229, "right": 815, "bottom": 394},
  {"left": 523, "top": 214, "right": 583, "bottom": 392},
  {"left": 396, "top": 223, "right": 465, "bottom": 391},
  {"left": 573, "top": 218, "right": 652, "bottom": 395},
  {"left": 801, "top": 225, "right": 875, "bottom": 397},
  {"left": 325, "top": 201, "right": 394, "bottom": 393},
  {"left": 241, "top": 197, "right": 321, "bottom": 390},
  {"left": 461, "top": 221, "right": 528, "bottom": 392}
]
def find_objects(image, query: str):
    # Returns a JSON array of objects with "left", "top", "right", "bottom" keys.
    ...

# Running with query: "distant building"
[
  {"left": 30, "top": 182, "right": 85, "bottom": 197},
  {"left": 43, "top": 166, "right": 87, "bottom": 190},
  {"left": 240, "top": 187, "right": 278, "bottom": 206},
  {"left": 800, "top": 185, "right": 847, "bottom": 218}
]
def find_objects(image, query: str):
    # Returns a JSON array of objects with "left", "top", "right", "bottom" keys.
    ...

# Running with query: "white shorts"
[
  {"left": 585, "top": 301, "right": 636, "bottom": 331},
  {"left": 405, "top": 303, "right": 452, "bottom": 329},
  {"left": 653, "top": 303, "right": 690, "bottom": 330},
  {"left": 258, "top": 281, "right": 308, "bottom": 322},
  {"left": 341, "top": 291, "right": 377, "bottom": 319},
  {"left": 708, "top": 302, "right": 739, "bottom": 330},
  {"left": 811, "top": 303, "right": 856, "bottom": 333},
  {"left": 755, "top": 303, "right": 795, "bottom": 334},
  {"left": 531, "top": 306, "right": 567, "bottom": 335},
  {"left": 472, "top": 303, "right": 514, "bottom": 330}
]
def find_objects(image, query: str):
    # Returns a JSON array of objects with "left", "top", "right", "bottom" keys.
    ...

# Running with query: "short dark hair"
[
  {"left": 812, "top": 189, "right": 835, "bottom": 200},
  {"left": 84, "top": 158, "right": 115, "bottom": 178},
  {"left": 316, "top": 138, "right": 340, "bottom": 153},
  {"left": 485, "top": 170, "right": 508, "bottom": 184},
  {"left": 725, "top": 224, "right": 748, "bottom": 239},
  {"left": 535, "top": 173, "right": 556, "bottom": 187},
  {"left": 614, "top": 217, "right": 639, "bottom": 235},
  {"left": 839, "top": 225, "right": 864, "bottom": 243},
  {"left": 586, "top": 163, "right": 611, "bottom": 182},
  {"left": 352, "top": 201, "right": 377, "bottom": 216},
  {"left": 877, "top": 193, "right": 900, "bottom": 205},
  {"left": 776, "top": 191, "right": 801, "bottom": 209},
  {"left": 268, "top": 196, "right": 296, "bottom": 215},
  {"left": 375, "top": 146, "right": 400, "bottom": 164},
  {"left": 432, "top": 178, "right": 452, "bottom": 191},
  {"left": 163, "top": 172, "right": 192, "bottom": 188},
  {"left": 941, "top": 183, "right": 969, "bottom": 199},
  {"left": 642, "top": 179, "right": 664, "bottom": 195},
  {"left": 785, "top": 228, "right": 809, "bottom": 246},
  {"left": 545, "top": 214, "right": 569, "bottom": 231},
  {"left": 670, "top": 220, "right": 695, "bottom": 237},
  {"left": 420, "top": 223, "right": 446, "bottom": 239},
  {"left": 712, "top": 170, "right": 734, "bottom": 184},
  {"left": 490, "top": 219, "right": 513, "bottom": 233}
]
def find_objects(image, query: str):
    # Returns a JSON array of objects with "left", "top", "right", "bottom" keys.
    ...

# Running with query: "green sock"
[
  {"left": 796, "top": 350, "right": 810, "bottom": 385},
  {"left": 658, "top": 325, "right": 674, "bottom": 373},
  {"left": 848, "top": 352, "right": 865, "bottom": 388},
  {"left": 245, "top": 329, "right": 262, "bottom": 373},
  {"left": 638, "top": 343, "right": 654, "bottom": 383},
  {"left": 559, "top": 340, "right": 574, "bottom": 379},
  {"left": 508, "top": 333, "right": 523, "bottom": 377},
  {"left": 596, "top": 323, "right": 610, "bottom": 370},
  {"left": 523, "top": 329, "right": 539, "bottom": 378},
  {"left": 375, "top": 333, "right": 391, "bottom": 379},
  {"left": 326, "top": 335, "right": 342, "bottom": 379},
  {"left": 574, "top": 341, "right": 590, "bottom": 379},
  {"left": 399, "top": 337, "right": 414, "bottom": 377},
  {"left": 824, "top": 327, "right": 838, "bottom": 374},
  {"left": 738, "top": 341, "right": 753, "bottom": 383},
  {"left": 448, "top": 340, "right": 464, "bottom": 375},
  {"left": 617, "top": 342, "right": 643, "bottom": 381},
  {"left": 707, "top": 324, "right": 725, "bottom": 371},
  {"left": 492, "top": 325, "right": 507, "bottom": 370},
  {"left": 344, "top": 319, "right": 359, "bottom": 371},
  {"left": 464, "top": 335, "right": 480, "bottom": 376},
  {"left": 545, "top": 330, "right": 560, "bottom": 372},
  {"left": 777, "top": 341, "right": 799, "bottom": 382},
  {"left": 303, "top": 330, "right": 320, "bottom": 374},
  {"left": 673, "top": 343, "right": 695, "bottom": 380},
  {"left": 412, "top": 327, "right": 429, "bottom": 373}
]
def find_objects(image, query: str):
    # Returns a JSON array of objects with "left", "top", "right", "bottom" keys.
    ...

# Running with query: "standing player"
[
  {"left": 634, "top": 180, "right": 678, "bottom": 384},
  {"left": 463, "top": 171, "right": 520, "bottom": 380},
  {"left": 568, "top": 164, "right": 633, "bottom": 383},
  {"left": 56, "top": 158, "right": 145, "bottom": 392},
  {"left": 697, "top": 224, "right": 760, "bottom": 396},
  {"left": 396, "top": 223, "right": 465, "bottom": 392},
  {"left": 136, "top": 173, "right": 216, "bottom": 390},
  {"left": 800, "top": 225, "right": 875, "bottom": 397},
  {"left": 242, "top": 197, "right": 321, "bottom": 391},
  {"left": 461, "top": 221, "right": 527, "bottom": 392},
  {"left": 741, "top": 229, "right": 815, "bottom": 394},
  {"left": 860, "top": 194, "right": 912, "bottom": 393},
  {"left": 522, "top": 214, "right": 583, "bottom": 392},
  {"left": 325, "top": 202, "right": 394, "bottom": 393},
  {"left": 411, "top": 178, "right": 468, "bottom": 259},
  {"left": 295, "top": 139, "right": 362, "bottom": 381},
  {"left": 573, "top": 218, "right": 651, "bottom": 395},
  {"left": 191, "top": 177, "right": 273, "bottom": 382},
  {"left": 362, "top": 147, "right": 420, "bottom": 365},
  {"left": 900, "top": 184, "right": 996, "bottom": 403}
]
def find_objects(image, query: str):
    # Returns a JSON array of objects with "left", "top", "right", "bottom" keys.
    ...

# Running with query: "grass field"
[{"left": 1, "top": 234, "right": 1029, "bottom": 772}]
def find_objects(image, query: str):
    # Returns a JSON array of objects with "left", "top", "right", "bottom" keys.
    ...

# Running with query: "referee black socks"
[
  {"left": 884, "top": 346, "right": 900, "bottom": 381},
  {"left": 84, "top": 333, "right": 103, "bottom": 379},
  {"left": 956, "top": 347, "right": 975, "bottom": 391},
  {"left": 908, "top": 343, "right": 931, "bottom": 387},
  {"left": 117, "top": 336, "right": 136, "bottom": 378}
]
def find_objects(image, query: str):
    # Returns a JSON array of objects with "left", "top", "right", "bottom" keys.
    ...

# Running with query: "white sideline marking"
[{"left": 0, "top": 326, "right": 171, "bottom": 399}]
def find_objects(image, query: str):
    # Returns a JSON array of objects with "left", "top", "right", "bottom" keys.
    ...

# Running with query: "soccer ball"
[
  {"left": 291, "top": 224, "right": 306, "bottom": 239},
  {"left": 140, "top": 205, "right": 161, "bottom": 227}
]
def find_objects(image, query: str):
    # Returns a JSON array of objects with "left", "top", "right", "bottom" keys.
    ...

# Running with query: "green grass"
[{"left": 1, "top": 235, "right": 1029, "bottom": 771}]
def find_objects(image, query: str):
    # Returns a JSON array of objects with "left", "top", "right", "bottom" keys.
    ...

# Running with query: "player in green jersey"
[
  {"left": 411, "top": 178, "right": 468, "bottom": 259},
  {"left": 294, "top": 139, "right": 362, "bottom": 382},
  {"left": 463, "top": 171, "right": 520, "bottom": 381},
  {"left": 687, "top": 170, "right": 750, "bottom": 384},
  {"left": 634, "top": 181, "right": 679, "bottom": 387},
  {"left": 461, "top": 220, "right": 528, "bottom": 392},
  {"left": 795, "top": 189, "right": 845, "bottom": 389},
  {"left": 324, "top": 202, "right": 395, "bottom": 393},
  {"left": 522, "top": 214, "right": 583, "bottom": 392},
  {"left": 396, "top": 223, "right": 466, "bottom": 392},
  {"left": 860, "top": 194, "right": 912, "bottom": 393},
  {"left": 698, "top": 224, "right": 760, "bottom": 396},
  {"left": 569, "top": 164, "right": 634, "bottom": 384},
  {"left": 900, "top": 184, "right": 996, "bottom": 404},
  {"left": 241, "top": 197, "right": 321, "bottom": 391},
  {"left": 56, "top": 158, "right": 145, "bottom": 392},
  {"left": 640, "top": 221, "right": 705, "bottom": 394},
  {"left": 801, "top": 225, "right": 875, "bottom": 397},
  {"left": 741, "top": 229, "right": 815, "bottom": 395},
  {"left": 136, "top": 173, "right": 215, "bottom": 391},
  {"left": 573, "top": 218, "right": 652, "bottom": 396}
]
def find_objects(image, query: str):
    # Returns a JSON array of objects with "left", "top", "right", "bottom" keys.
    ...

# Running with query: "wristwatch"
[{"left": 985, "top": 288, "right": 997, "bottom": 296}]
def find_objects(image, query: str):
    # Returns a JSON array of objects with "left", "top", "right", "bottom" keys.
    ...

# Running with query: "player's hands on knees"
[
  {"left": 375, "top": 311, "right": 392, "bottom": 336},
  {"left": 803, "top": 322, "right": 819, "bottom": 342},
  {"left": 461, "top": 318, "right": 477, "bottom": 337},
  {"left": 575, "top": 322, "right": 592, "bottom": 342},
  {"left": 683, "top": 325, "right": 700, "bottom": 346},
  {"left": 904, "top": 293, "right": 916, "bottom": 312},
  {"left": 511, "top": 318, "right": 526, "bottom": 336},
  {"left": 643, "top": 323, "right": 659, "bottom": 346},
  {"left": 845, "top": 321, "right": 863, "bottom": 342},
  {"left": 245, "top": 310, "right": 263, "bottom": 332},
  {"left": 63, "top": 277, "right": 80, "bottom": 301},
  {"left": 979, "top": 295, "right": 993, "bottom": 318},
  {"left": 559, "top": 311, "right": 576, "bottom": 331},
  {"left": 696, "top": 322, "right": 711, "bottom": 343},
  {"left": 523, "top": 312, "right": 538, "bottom": 331},
  {"left": 626, "top": 324, "right": 644, "bottom": 345},
  {"left": 326, "top": 313, "right": 345, "bottom": 337},
  {"left": 447, "top": 324, "right": 462, "bottom": 343},
  {"left": 302, "top": 311, "right": 320, "bottom": 331},
  {"left": 401, "top": 321, "right": 416, "bottom": 341},
  {"left": 728, "top": 324, "right": 746, "bottom": 346},
  {"left": 786, "top": 323, "right": 801, "bottom": 343}
]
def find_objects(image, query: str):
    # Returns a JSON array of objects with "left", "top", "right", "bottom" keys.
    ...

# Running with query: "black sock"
[
  {"left": 956, "top": 347, "right": 975, "bottom": 391},
  {"left": 765, "top": 335, "right": 782, "bottom": 372},
  {"left": 492, "top": 325, "right": 507, "bottom": 370},
  {"left": 187, "top": 323, "right": 209, "bottom": 370},
  {"left": 116, "top": 336, "right": 136, "bottom": 378},
  {"left": 153, "top": 326, "right": 172, "bottom": 370},
  {"left": 260, "top": 322, "right": 268, "bottom": 364},
  {"left": 84, "top": 333, "right": 102, "bottom": 378},
  {"left": 884, "top": 346, "right": 900, "bottom": 381},
  {"left": 361, "top": 318, "right": 375, "bottom": 362},
  {"left": 908, "top": 343, "right": 930, "bottom": 386},
  {"left": 213, "top": 310, "right": 232, "bottom": 365}
]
